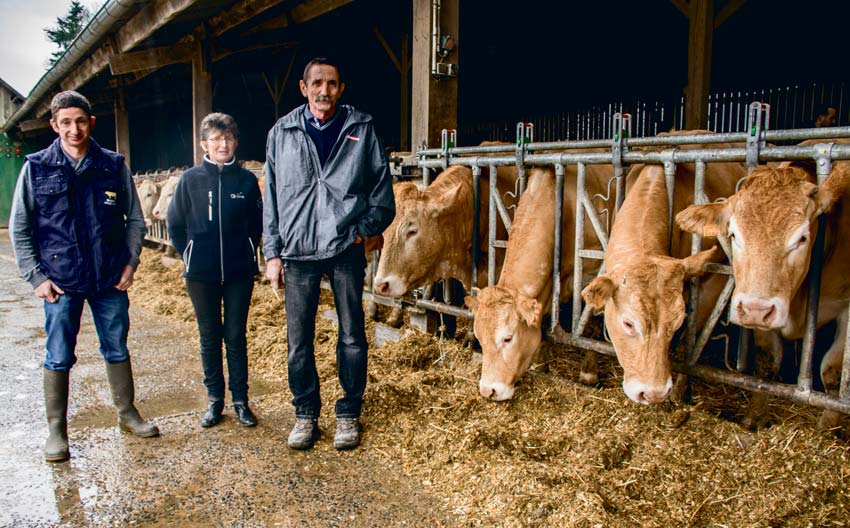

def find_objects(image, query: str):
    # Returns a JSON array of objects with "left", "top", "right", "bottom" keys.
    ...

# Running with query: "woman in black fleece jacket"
[{"left": 167, "top": 113, "right": 262, "bottom": 428}]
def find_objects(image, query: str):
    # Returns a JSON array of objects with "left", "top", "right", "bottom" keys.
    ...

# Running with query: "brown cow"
[
  {"left": 464, "top": 163, "right": 617, "bottom": 400},
  {"left": 373, "top": 164, "right": 518, "bottom": 296},
  {"left": 677, "top": 161, "right": 850, "bottom": 427},
  {"left": 581, "top": 159, "right": 744, "bottom": 404}
]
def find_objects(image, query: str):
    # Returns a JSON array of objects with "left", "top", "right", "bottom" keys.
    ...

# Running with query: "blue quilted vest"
[{"left": 26, "top": 138, "right": 130, "bottom": 293}]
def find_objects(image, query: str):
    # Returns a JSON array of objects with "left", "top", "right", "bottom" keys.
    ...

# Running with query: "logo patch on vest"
[
  {"left": 104, "top": 191, "right": 117, "bottom": 206},
  {"left": 230, "top": 192, "right": 245, "bottom": 199}
]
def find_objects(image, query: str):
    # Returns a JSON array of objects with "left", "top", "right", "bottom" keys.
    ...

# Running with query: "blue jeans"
[
  {"left": 43, "top": 288, "right": 131, "bottom": 372},
  {"left": 284, "top": 244, "right": 367, "bottom": 419},
  {"left": 185, "top": 278, "right": 254, "bottom": 403}
]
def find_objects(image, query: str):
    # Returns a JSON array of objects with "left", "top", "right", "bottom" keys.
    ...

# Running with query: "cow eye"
[
  {"left": 792, "top": 234, "right": 808, "bottom": 251},
  {"left": 501, "top": 335, "right": 513, "bottom": 346},
  {"left": 406, "top": 228, "right": 418, "bottom": 238},
  {"left": 622, "top": 320, "right": 636, "bottom": 336}
]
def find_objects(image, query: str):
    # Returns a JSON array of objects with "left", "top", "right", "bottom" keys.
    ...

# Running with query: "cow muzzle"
[
  {"left": 479, "top": 379, "right": 515, "bottom": 401},
  {"left": 372, "top": 274, "right": 404, "bottom": 297},
  {"left": 623, "top": 377, "right": 672, "bottom": 405},
  {"left": 732, "top": 294, "right": 787, "bottom": 329}
]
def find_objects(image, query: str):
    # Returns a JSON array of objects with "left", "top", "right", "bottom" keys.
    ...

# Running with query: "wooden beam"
[
  {"left": 374, "top": 26, "right": 401, "bottom": 72},
  {"left": 109, "top": 43, "right": 196, "bottom": 75},
  {"left": 685, "top": 0, "right": 713, "bottom": 130},
  {"left": 671, "top": 0, "right": 689, "bottom": 17},
  {"left": 207, "top": 0, "right": 282, "bottom": 37},
  {"left": 715, "top": 0, "right": 745, "bottom": 28},
  {"left": 244, "top": 0, "right": 354, "bottom": 34},
  {"left": 411, "top": 0, "right": 458, "bottom": 150},
  {"left": 114, "top": 88, "right": 131, "bottom": 169},
  {"left": 54, "top": 0, "right": 199, "bottom": 110},
  {"left": 192, "top": 39, "right": 212, "bottom": 165},
  {"left": 19, "top": 119, "right": 51, "bottom": 133},
  {"left": 400, "top": 32, "right": 410, "bottom": 151}
]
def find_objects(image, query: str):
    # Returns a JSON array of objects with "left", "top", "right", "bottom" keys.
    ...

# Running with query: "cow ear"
[
  {"left": 676, "top": 201, "right": 730, "bottom": 237},
  {"left": 464, "top": 295, "right": 479, "bottom": 314},
  {"left": 393, "top": 182, "right": 420, "bottom": 202},
  {"left": 814, "top": 163, "right": 850, "bottom": 213},
  {"left": 516, "top": 295, "right": 543, "bottom": 327},
  {"left": 581, "top": 275, "right": 616, "bottom": 314},
  {"left": 426, "top": 182, "right": 465, "bottom": 218},
  {"left": 680, "top": 245, "right": 724, "bottom": 280}
]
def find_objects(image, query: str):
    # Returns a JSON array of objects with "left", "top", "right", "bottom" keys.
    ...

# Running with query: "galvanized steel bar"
[
  {"left": 471, "top": 165, "right": 482, "bottom": 291},
  {"left": 691, "top": 276, "right": 737, "bottom": 365},
  {"left": 551, "top": 163, "right": 565, "bottom": 332},
  {"left": 488, "top": 164, "right": 498, "bottom": 286},
  {"left": 663, "top": 158, "right": 676, "bottom": 253},
  {"left": 686, "top": 160, "right": 707, "bottom": 365},
  {"left": 798, "top": 151, "right": 833, "bottom": 393},
  {"left": 571, "top": 163, "right": 586, "bottom": 332},
  {"left": 841, "top": 301, "right": 850, "bottom": 400}
]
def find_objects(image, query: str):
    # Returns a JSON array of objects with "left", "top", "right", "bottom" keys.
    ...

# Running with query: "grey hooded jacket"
[{"left": 263, "top": 104, "right": 395, "bottom": 261}]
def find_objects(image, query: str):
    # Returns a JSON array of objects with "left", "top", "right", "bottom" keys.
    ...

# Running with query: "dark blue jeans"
[
  {"left": 43, "top": 287, "right": 131, "bottom": 372},
  {"left": 185, "top": 277, "right": 254, "bottom": 403},
  {"left": 284, "top": 244, "right": 367, "bottom": 419}
]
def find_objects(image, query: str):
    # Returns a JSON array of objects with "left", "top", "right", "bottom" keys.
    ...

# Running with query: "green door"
[{"left": 0, "top": 133, "right": 33, "bottom": 228}]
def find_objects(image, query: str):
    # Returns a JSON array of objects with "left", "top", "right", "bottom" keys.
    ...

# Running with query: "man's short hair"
[
  {"left": 200, "top": 112, "right": 239, "bottom": 140},
  {"left": 302, "top": 57, "right": 343, "bottom": 83},
  {"left": 50, "top": 90, "right": 92, "bottom": 119},
  {"left": 817, "top": 103, "right": 837, "bottom": 117}
]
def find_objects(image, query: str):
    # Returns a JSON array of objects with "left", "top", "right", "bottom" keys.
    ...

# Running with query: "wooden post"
[
  {"left": 411, "top": 0, "right": 458, "bottom": 150},
  {"left": 400, "top": 32, "right": 410, "bottom": 151},
  {"left": 192, "top": 38, "right": 213, "bottom": 165},
  {"left": 685, "top": 0, "right": 714, "bottom": 130},
  {"left": 114, "top": 87, "right": 131, "bottom": 169}
]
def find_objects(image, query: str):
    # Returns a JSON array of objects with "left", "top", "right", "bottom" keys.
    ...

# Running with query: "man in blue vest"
[{"left": 10, "top": 90, "right": 159, "bottom": 463}]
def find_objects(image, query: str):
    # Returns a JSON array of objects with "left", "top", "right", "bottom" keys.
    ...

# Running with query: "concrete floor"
[{"left": 0, "top": 229, "right": 453, "bottom": 527}]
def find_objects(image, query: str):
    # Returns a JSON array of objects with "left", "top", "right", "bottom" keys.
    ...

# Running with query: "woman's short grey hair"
[
  {"left": 200, "top": 113, "right": 239, "bottom": 140},
  {"left": 50, "top": 91, "right": 92, "bottom": 118}
]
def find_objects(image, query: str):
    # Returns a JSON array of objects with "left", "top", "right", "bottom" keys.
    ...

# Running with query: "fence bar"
[
  {"left": 571, "top": 163, "right": 586, "bottom": 332},
  {"left": 686, "top": 160, "right": 707, "bottom": 365},
  {"left": 488, "top": 164, "right": 498, "bottom": 286},
  {"left": 841, "top": 301, "right": 850, "bottom": 400},
  {"left": 551, "top": 163, "right": 565, "bottom": 332},
  {"left": 471, "top": 165, "right": 482, "bottom": 291},
  {"left": 663, "top": 158, "right": 676, "bottom": 252}
]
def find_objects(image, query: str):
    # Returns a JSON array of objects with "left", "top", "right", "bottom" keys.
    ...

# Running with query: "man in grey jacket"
[
  {"left": 10, "top": 90, "right": 159, "bottom": 463},
  {"left": 263, "top": 57, "right": 395, "bottom": 450}
]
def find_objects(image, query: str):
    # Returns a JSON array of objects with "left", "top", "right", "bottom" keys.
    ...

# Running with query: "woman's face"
[{"left": 201, "top": 128, "right": 238, "bottom": 164}]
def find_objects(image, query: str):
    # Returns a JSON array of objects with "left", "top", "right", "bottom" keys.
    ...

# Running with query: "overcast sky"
[{"left": 0, "top": 0, "right": 102, "bottom": 96}]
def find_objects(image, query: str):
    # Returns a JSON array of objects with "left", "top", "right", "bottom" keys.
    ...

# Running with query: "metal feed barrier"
[{"left": 365, "top": 101, "right": 850, "bottom": 415}]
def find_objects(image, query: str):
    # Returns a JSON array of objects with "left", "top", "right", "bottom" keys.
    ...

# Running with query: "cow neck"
[
  {"left": 606, "top": 170, "right": 671, "bottom": 273},
  {"left": 499, "top": 170, "right": 558, "bottom": 303},
  {"left": 429, "top": 171, "right": 476, "bottom": 287}
]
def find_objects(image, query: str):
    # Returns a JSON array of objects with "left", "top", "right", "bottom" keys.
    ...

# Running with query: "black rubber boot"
[
  {"left": 43, "top": 369, "right": 70, "bottom": 462},
  {"left": 105, "top": 359, "right": 160, "bottom": 438},
  {"left": 200, "top": 400, "right": 224, "bottom": 428}
]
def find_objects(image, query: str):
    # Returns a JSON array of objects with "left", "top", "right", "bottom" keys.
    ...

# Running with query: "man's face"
[
  {"left": 299, "top": 64, "right": 345, "bottom": 117},
  {"left": 50, "top": 107, "right": 94, "bottom": 151}
]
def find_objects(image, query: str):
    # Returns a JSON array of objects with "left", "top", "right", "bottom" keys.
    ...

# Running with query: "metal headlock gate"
[{"left": 367, "top": 101, "right": 850, "bottom": 415}]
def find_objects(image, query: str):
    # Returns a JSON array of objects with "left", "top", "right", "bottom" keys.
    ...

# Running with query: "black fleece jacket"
[{"left": 167, "top": 157, "right": 262, "bottom": 281}]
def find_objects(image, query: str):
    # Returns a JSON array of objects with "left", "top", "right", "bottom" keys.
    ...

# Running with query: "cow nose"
[
  {"left": 739, "top": 300, "right": 777, "bottom": 326},
  {"left": 375, "top": 281, "right": 389, "bottom": 296},
  {"left": 636, "top": 387, "right": 669, "bottom": 405},
  {"left": 479, "top": 386, "right": 496, "bottom": 399}
]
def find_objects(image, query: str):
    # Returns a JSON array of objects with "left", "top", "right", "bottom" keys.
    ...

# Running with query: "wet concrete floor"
[{"left": 0, "top": 230, "right": 454, "bottom": 527}]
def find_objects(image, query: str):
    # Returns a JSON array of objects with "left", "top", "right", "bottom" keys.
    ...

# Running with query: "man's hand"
[
  {"left": 114, "top": 264, "right": 136, "bottom": 291},
  {"left": 34, "top": 279, "right": 65, "bottom": 303},
  {"left": 266, "top": 257, "right": 283, "bottom": 290},
  {"left": 363, "top": 235, "right": 384, "bottom": 253}
]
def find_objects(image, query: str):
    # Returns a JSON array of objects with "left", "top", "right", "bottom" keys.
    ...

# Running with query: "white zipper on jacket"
[
  {"left": 208, "top": 191, "right": 213, "bottom": 221},
  {"left": 184, "top": 240, "right": 194, "bottom": 273},
  {"left": 218, "top": 169, "right": 224, "bottom": 284},
  {"left": 248, "top": 237, "right": 256, "bottom": 263}
]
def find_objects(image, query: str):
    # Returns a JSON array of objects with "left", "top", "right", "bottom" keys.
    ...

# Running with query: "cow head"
[
  {"left": 373, "top": 168, "right": 468, "bottom": 297},
  {"left": 136, "top": 180, "right": 160, "bottom": 227},
  {"left": 581, "top": 247, "right": 720, "bottom": 404},
  {"left": 152, "top": 176, "right": 180, "bottom": 221},
  {"left": 677, "top": 166, "right": 844, "bottom": 331},
  {"left": 465, "top": 286, "right": 544, "bottom": 401}
]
